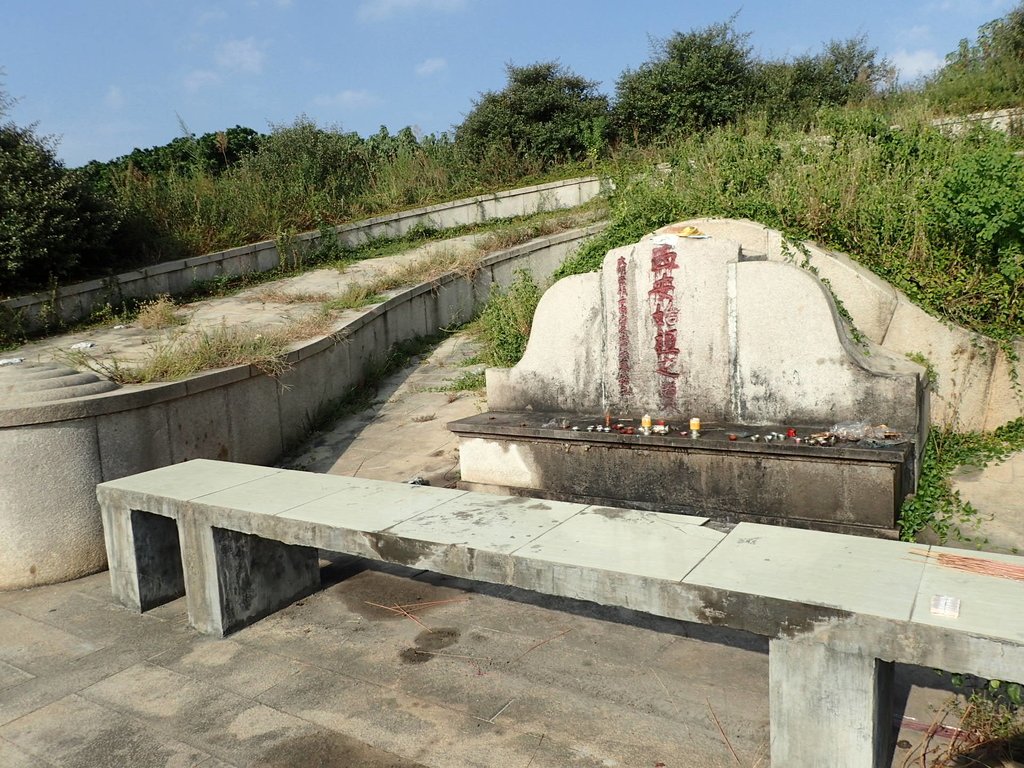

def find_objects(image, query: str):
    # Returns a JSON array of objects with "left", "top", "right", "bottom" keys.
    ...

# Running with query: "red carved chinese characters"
[
  {"left": 649, "top": 244, "right": 680, "bottom": 407},
  {"left": 616, "top": 251, "right": 631, "bottom": 396}
]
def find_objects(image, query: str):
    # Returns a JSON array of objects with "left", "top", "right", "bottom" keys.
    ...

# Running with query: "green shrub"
[
  {"left": 900, "top": 418, "right": 1024, "bottom": 542},
  {"left": 0, "top": 94, "right": 117, "bottom": 294},
  {"left": 456, "top": 62, "right": 611, "bottom": 167},
  {"left": 475, "top": 269, "right": 543, "bottom": 367},
  {"left": 558, "top": 108, "right": 1024, "bottom": 342},
  {"left": 614, "top": 21, "right": 754, "bottom": 144},
  {"left": 925, "top": 2, "right": 1024, "bottom": 112},
  {"left": 923, "top": 134, "right": 1024, "bottom": 282}
]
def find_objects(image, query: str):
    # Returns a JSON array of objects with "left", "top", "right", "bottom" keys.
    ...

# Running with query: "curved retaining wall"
[
  {"left": 2, "top": 176, "right": 604, "bottom": 334},
  {"left": 0, "top": 225, "right": 605, "bottom": 591},
  {"left": 679, "top": 218, "right": 1024, "bottom": 431}
]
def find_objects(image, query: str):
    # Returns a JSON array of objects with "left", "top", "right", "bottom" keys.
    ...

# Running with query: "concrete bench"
[{"left": 97, "top": 459, "right": 1024, "bottom": 768}]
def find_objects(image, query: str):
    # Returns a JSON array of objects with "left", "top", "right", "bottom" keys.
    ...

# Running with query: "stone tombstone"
[{"left": 486, "top": 225, "right": 927, "bottom": 443}]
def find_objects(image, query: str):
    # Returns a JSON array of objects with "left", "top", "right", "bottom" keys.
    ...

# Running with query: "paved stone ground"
[
  {"left": 0, "top": 540, "right": 970, "bottom": 768},
  {"left": 279, "top": 333, "right": 486, "bottom": 490},
  {"left": 0, "top": 556, "right": 778, "bottom": 767}
]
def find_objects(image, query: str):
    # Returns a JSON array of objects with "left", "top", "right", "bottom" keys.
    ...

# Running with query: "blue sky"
[{"left": 1, "top": 0, "right": 1017, "bottom": 167}]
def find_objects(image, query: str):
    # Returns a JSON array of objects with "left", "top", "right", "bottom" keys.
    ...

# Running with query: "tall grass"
[{"left": 102, "top": 121, "right": 553, "bottom": 271}]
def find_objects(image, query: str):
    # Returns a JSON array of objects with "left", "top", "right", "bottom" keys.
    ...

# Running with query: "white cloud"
[
  {"left": 215, "top": 38, "right": 266, "bottom": 74},
  {"left": 183, "top": 69, "right": 222, "bottom": 92},
  {"left": 313, "top": 89, "right": 380, "bottom": 109},
  {"left": 197, "top": 8, "right": 228, "bottom": 25},
  {"left": 357, "top": 0, "right": 467, "bottom": 22},
  {"left": 415, "top": 57, "right": 447, "bottom": 77},
  {"left": 892, "top": 48, "right": 945, "bottom": 81},
  {"left": 104, "top": 86, "right": 125, "bottom": 109},
  {"left": 903, "top": 25, "right": 932, "bottom": 43},
  {"left": 924, "top": 0, "right": 1013, "bottom": 12}
]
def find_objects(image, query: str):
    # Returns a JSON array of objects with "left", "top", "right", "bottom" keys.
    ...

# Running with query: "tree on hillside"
[
  {"left": 751, "top": 36, "right": 895, "bottom": 126},
  {"left": 613, "top": 21, "right": 754, "bottom": 143},
  {"left": 817, "top": 37, "right": 895, "bottom": 102},
  {"left": 364, "top": 125, "right": 419, "bottom": 162},
  {"left": 455, "top": 61, "right": 611, "bottom": 167},
  {"left": 925, "top": 2, "right": 1024, "bottom": 111},
  {"left": 81, "top": 125, "right": 264, "bottom": 188},
  {"left": 0, "top": 86, "right": 116, "bottom": 294}
]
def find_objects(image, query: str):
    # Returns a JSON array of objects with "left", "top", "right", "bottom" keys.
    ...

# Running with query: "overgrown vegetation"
[
  {"left": 558, "top": 111, "right": 1024, "bottom": 343},
  {"left": 902, "top": 679, "right": 1024, "bottom": 766},
  {"left": 472, "top": 270, "right": 543, "bottom": 368},
  {"left": 924, "top": 3, "right": 1024, "bottom": 113},
  {"left": 440, "top": 370, "right": 486, "bottom": 393},
  {"left": 4, "top": 4, "right": 1003, "bottom": 297},
  {"left": 134, "top": 295, "right": 185, "bottom": 330},
  {"left": 0, "top": 87, "right": 118, "bottom": 291},
  {"left": 66, "top": 321, "right": 304, "bottom": 383},
  {"left": 456, "top": 62, "right": 610, "bottom": 168},
  {"left": 899, "top": 418, "right": 1024, "bottom": 542}
]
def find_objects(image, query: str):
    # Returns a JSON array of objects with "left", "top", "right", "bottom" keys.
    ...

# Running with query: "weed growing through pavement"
[
  {"left": 901, "top": 682, "right": 1024, "bottom": 766},
  {"left": 134, "top": 296, "right": 186, "bottom": 330},
  {"left": 280, "top": 331, "right": 454, "bottom": 458},
  {"left": 899, "top": 418, "right": 1024, "bottom": 542},
  {"left": 438, "top": 371, "right": 486, "bottom": 393}
]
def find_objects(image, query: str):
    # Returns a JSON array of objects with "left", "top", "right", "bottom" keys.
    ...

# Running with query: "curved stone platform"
[
  {"left": 0, "top": 225, "right": 602, "bottom": 590},
  {"left": 0, "top": 363, "right": 119, "bottom": 405}
]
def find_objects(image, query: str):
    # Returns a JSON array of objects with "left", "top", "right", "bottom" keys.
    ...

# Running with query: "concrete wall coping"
[{"left": 1, "top": 176, "right": 603, "bottom": 334}]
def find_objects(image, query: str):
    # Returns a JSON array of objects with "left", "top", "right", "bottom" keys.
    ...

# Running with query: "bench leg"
[
  {"left": 177, "top": 516, "right": 320, "bottom": 636},
  {"left": 769, "top": 638, "right": 893, "bottom": 768},
  {"left": 101, "top": 504, "right": 185, "bottom": 612}
]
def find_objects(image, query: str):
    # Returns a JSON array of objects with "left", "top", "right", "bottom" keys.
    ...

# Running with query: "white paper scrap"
[
  {"left": 930, "top": 595, "right": 961, "bottom": 619},
  {"left": 650, "top": 235, "right": 679, "bottom": 247}
]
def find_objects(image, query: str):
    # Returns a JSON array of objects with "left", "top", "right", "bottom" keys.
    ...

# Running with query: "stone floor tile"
[
  {"left": 0, "top": 660, "right": 34, "bottom": 692},
  {"left": 0, "top": 644, "right": 163, "bottom": 728},
  {"left": 191, "top": 758, "right": 238, "bottom": 768},
  {"left": 1, "top": 585, "right": 193, "bottom": 650},
  {"left": 80, "top": 661, "right": 412, "bottom": 766},
  {"left": 150, "top": 637, "right": 306, "bottom": 699},
  {"left": 0, "top": 736, "right": 54, "bottom": 768},
  {"left": 0, "top": 694, "right": 210, "bottom": 768},
  {"left": 0, "top": 607, "right": 99, "bottom": 676}
]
